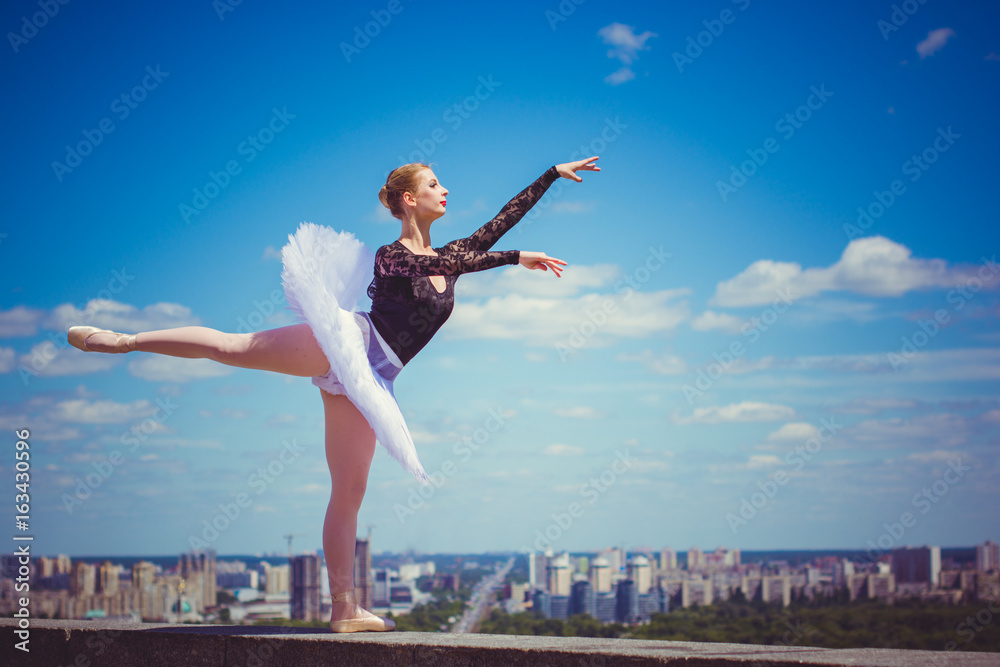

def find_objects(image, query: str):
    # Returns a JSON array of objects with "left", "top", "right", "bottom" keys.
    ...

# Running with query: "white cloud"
[
  {"left": 605, "top": 67, "right": 636, "bottom": 86},
  {"left": 711, "top": 236, "right": 981, "bottom": 307},
  {"left": 544, "top": 443, "right": 585, "bottom": 456},
  {"left": 691, "top": 311, "right": 744, "bottom": 333},
  {"left": 675, "top": 401, "right": 796, "bottom": 425},
  {"left": 46, "top": 299, "right": 200, "bottom": 333},
  {"left": 598, "top": 22, "right": 656, "bottom": 86},
  {"left": 17, "top": 341, "right": 119, "bottom": 377},
  {"left": 261, "top": 245, "right": 282, "bottom": 261},
  {"left": 128, "top": 356, "right": 235, "bottom": 383},
  {"left": 917, "top": 28, "right": 955, "bottom": 58},
  {"left": 0, "top": 306, "right": 45, "bottom": 337},
  {"left": 52, "top": 398, "right": 157, "bottom": 424},
  {"left": 447, "top": 287, "right": 690, "bottom": 346},
  {"left": 0, "top": 347, "right": 15, "bottom": 372},
  {"left": 746, "top": 454, "right": 783, "bottom": 469},
  {"left": 765, "top": 422, "right": 820, "bottom": 442},
  {"left": 616, "top": 350, "right": 687, "bottom": 375},
  {"left": 457, "top": 263, "right": 620, "bottom": 300},
  {"left": 598, "top": 22, "right": 656, "bottom": 65}
]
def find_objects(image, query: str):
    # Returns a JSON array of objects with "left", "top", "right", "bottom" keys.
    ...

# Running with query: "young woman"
[{"left": 67, "top": 155, "right": 601, "bottom": 631}]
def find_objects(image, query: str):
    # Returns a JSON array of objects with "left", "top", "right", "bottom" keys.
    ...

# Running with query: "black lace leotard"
[{"left": 367, "top": 165, "right": 560, "bottom": 364}]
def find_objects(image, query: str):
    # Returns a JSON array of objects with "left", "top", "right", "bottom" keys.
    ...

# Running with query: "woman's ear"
[{"left": 402, "top": 191, "right": 415, "bottom": 207}]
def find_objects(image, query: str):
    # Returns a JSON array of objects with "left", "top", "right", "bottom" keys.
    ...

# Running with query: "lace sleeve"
[
  {"left": 448, "top": 166, "right": 560, "bottom": 252},
  {"left": 374, "top": 242, "right": 520, "bottom": 278}
]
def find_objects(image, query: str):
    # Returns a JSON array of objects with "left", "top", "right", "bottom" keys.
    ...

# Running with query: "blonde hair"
[{"left": 379, "top": 163, "right": 432, "bottom": 219}]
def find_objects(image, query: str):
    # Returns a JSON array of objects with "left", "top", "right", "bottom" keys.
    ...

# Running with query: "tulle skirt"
[{"left": 280, "top": 222, "right": 429, "bottom": 484}]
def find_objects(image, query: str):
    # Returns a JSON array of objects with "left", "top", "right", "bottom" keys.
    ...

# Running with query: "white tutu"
[{"left": 280, "top": 222, "right": 429, "bottom": 484}]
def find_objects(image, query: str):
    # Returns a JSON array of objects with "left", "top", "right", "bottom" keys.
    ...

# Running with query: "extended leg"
[{"left": 83, "top": 324, "right": 330, "bottom": 377}]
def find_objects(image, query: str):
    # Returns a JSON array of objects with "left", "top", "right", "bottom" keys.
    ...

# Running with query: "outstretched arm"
[
  {"left": 374, "top": 242, "right": 521, "bottom": 278},
  {"left": 450, "top": 157, "right": 601, "bottom": 252}
]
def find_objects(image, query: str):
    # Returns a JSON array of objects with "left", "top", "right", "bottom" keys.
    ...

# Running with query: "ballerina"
[{"left": 67, "top": 155, "right": 601, "bottom": 631}]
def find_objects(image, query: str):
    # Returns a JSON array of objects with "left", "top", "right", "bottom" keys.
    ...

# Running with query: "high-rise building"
[
  {"left": 98, "top": 561, "right": 119, "bottom": 597},
  {"left": 570, "top": 580, "right": 594, "bottom": 617},
  {"left": 608, "top": 547, "right": 625, "bottom": 574},
  {"left": 628, "top": 555, "right": 652, "bottom": 594},
  {"left": 179, "top": 550, "right": 217, "bottom": 608},
  {"left": 687, "top": 547, "right": 703, "bottom": 571},
  {"left": 291, "top": 553, "right": 322, "bottom": 621},
  {"left": 56, "top": 554, "right": 72, "bottom": 575},
  {"left": 892, "top": 546, "right": 941, "bottom": 587},
  {"left": 616, "top": 579, "right": 639, "bottom": 623},
  {"left": 977, "top": 541, "right": 999, "bottom": 572},
  {"left": 590, "top": 556, "right": 612, "bottom": 593},
  {"left": 354, "top": 538, "right": 373, "bottom": 610},
  {"left": 132, "top": 561, "right": 155, "bottom": 590},
  {"left": 547, "top": 552, "right": 571, "bottom": 596},
  {"left": 263, "top": 563, "right": 290, "bottom": 595},
  {"left": 659, "top": 548, "right": 677, "bottom": 572},
  {"left": 529, "top": 551, "right": 550, "bottom": 592},
  {"left": 70, "top": 561, "right": 95, "bottom": 597}
]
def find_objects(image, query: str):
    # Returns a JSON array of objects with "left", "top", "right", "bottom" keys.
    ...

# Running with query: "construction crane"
[{"left": 283, "top": 533, "right": 306, "bottom": 562}]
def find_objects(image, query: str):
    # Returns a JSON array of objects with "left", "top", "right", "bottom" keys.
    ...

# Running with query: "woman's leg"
[
  {"left": 320, "top": 389, "right": 379, "bottom": 622},
  {"left": 84, "top": 324, "right": 330, "bottom": 377}
]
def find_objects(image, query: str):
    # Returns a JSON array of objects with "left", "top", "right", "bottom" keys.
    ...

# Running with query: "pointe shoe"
[
  {"left": 68, "top": 326, "right": 137, "bottom": 353},
  {"left": 329, "top": 590, "right": 395, "bottom": 633}
]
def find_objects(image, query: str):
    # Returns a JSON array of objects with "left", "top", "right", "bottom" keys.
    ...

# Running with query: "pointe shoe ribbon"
[
  {"left": 329, "top": 590, "right": 396, "bottom": 633},
  {"left": 67, "top": 326, "right": 137, "bottom": 353}
]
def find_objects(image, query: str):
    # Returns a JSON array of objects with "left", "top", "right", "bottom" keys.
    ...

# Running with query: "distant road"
[{"left": 451, "top": 556, "right": 515, "bottom": 634}]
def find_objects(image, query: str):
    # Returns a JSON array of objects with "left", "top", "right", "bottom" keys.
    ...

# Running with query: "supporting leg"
[{"left": 319, "top": 389, "right": 392, "bottom": 630}]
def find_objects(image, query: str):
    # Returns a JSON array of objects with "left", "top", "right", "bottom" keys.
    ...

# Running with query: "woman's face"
[{"left": 408, "top": 169, "right": 449, "bottom": 219}]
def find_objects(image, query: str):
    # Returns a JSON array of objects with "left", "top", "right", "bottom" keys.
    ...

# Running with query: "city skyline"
[{"left": 1, "top": 1, "right": 998, "bottom": 556}]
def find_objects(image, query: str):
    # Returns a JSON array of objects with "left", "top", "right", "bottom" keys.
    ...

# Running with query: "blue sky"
[{"left": 1, "top": 0, "right": 998, "bottom": 558}]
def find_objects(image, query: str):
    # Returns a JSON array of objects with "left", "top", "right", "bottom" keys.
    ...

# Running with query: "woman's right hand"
[{"left": 519, "top": 251, "right": 567, "bottom": 277}]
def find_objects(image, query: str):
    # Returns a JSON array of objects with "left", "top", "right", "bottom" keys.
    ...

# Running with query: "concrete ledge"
[{"left": 2, "top": 619, "right": 998, "bottom": 666}]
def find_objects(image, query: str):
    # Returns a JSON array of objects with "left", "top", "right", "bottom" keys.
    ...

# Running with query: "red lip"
[{"left": 440, "top": 201, "right": 447, "bottom": 205}]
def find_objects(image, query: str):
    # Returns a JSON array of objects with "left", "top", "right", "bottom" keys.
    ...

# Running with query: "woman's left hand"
[
  {"left": 519, "top": 251, "right": 567, "bottom": 277},
  {"left": 556, "top": 156, "right": 601, "bottom": 182}
]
